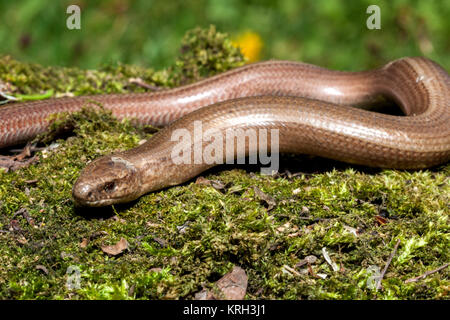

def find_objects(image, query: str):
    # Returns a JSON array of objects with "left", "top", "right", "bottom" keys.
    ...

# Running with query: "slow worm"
[{"left": 0, "top": 57, "right": 449, "bottom": 206}]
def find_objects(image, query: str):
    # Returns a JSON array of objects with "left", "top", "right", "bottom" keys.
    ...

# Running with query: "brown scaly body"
[{"left": 1, "top": 58, "right": 448, "bottom": 206}]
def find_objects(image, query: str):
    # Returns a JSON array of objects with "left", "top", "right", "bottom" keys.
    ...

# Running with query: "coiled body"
[{"left": 0, "top": 57, "right": 448, "bottom": 206}]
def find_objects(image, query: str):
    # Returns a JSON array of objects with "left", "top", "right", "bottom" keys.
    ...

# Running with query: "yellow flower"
[{"left": 232, "top": 31, "right": 263, "bottom": 63}]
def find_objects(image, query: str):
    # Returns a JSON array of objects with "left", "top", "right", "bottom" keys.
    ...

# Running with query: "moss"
[{"left": 0, "top": 26, "right": 448, "bottom": 300}]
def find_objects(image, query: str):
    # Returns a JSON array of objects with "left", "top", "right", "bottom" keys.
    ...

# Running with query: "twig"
[
  {"left": 7, "top": 144, "right": 43, "bottom": 154},
  {"left": 376, "top": 238, "right": 401, "bottom": 290},
  {"left": 404, "top": 263, "right": 449, "bottom": 284},
  {"left": 12, "top": 208, "right": 35, "bottom": 226},
  {"left": 0, "top": 90, "right": 19, "bottom": 104},
  {"left": 128, "top": 78, "right": 162, "bottom": 91},
  {"left": 282, "top": 265, "right": 301, "bottom": 276}
]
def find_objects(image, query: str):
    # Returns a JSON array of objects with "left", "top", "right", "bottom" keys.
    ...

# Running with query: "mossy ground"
[{"left": 0, "top": 27, "right": 448, "bottom": 300}]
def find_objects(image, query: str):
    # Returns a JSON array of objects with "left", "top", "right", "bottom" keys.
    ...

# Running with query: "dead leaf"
[
  {"left": 195, "top": 266, "right": 248, "bottom": 300},
  {"left": 194, "top": 289, "right": 215, "bottom": 300},
  {"left": 101, "top": 237, "right": 129, "bottom": 256},
  {"left": 375, "top": 215, "right": 388, "bottom": 225},
  {"left": 19, "top": 144, "right": 32, "bottom": 159},
  {"left": 79, "top": 238, "right": 89, "bottom": 248},
  {"left": 195, "top": 177, "right": 226, "bottom": 190},
  {"left": 0, "top": 155, "right": 39, "bottom": 172},
  {"left": 195, "top": 176, "right": 211, "bottom": 185},
  {"left": 253, "top": 186, "right": 276, "bottom": 211},
  {"left": 80, "top": 231, "right": 108, "bottom": 248},
  {"left": 0, "top": 143, "right": 40, "bottom": 172},
  {"left": 216, "top": 266, "right": 248, "bottom": 300}
]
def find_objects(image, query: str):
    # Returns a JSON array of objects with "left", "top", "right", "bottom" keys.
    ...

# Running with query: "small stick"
[
  {"left": 0, "top": 90, "right": 19, "bottom": 104},
  {"left": 376, "top": 238, "right": 401, "bottom": 290},
  {"left": 404, "top": 263, "right": 449, "bottom": 284},
  {"left": 128, "top": 78, "right": 162, "bottom": 91},
  {"left": 282, "top": 265, "right": 301, "bottom": 276}
]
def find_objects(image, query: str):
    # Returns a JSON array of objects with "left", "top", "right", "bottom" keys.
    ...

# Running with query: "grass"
[{"left": 0, "top": 26, "right": 448, "bottom": 300}]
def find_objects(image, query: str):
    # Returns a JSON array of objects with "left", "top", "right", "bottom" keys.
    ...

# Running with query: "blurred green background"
[{"left": 0, "top": 0, "right": 449, "bottom": 70}]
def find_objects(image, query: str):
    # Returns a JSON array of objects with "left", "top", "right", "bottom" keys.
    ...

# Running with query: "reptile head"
[{"left": 72, "top": 155, "right": 141, "bottom": 207}]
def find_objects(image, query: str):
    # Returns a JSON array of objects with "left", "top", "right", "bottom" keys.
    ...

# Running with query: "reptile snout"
[
  {"left": 72, "top": 155, "right": 143, "bottom": 207},
  {"left": 72, "top": 181, "right": 96, "bottom": 206}
]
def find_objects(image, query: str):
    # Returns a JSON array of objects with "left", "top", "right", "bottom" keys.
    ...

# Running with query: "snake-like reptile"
[{"left": 0, "top": 57, "right": 449, "bottom": 206}]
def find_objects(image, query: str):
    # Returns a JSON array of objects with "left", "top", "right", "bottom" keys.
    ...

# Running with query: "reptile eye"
[{"left": 103, "top": 181, "right": 116, "bottom": 193}]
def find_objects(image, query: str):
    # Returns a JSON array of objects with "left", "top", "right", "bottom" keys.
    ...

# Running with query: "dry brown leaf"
[
  {"left": 216, "top": 266, "right": 248, "bottom": 300},
  {"left": 375, "top": 215, "right": 388, "bottom": 225},
  {"left": 195, "top": 266, "right": 248, "bottom": 300},
  {"left": 79, "top": 238, "right": 89, "bottom": 248},
  {"left": 101, "top": 237, "right": 129, "bottom": 256},
  {"left": 194, "top": 289, "right": 215, "bottom": 300},
  {"left": 0, "top": 144, "right": 39, "bottom": 172},
  {"left": 195, "top": 177, "right": 226, "bottom": 190},
  {"left": 253, "top": 186, "right": 276, "bottom": 211}
]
